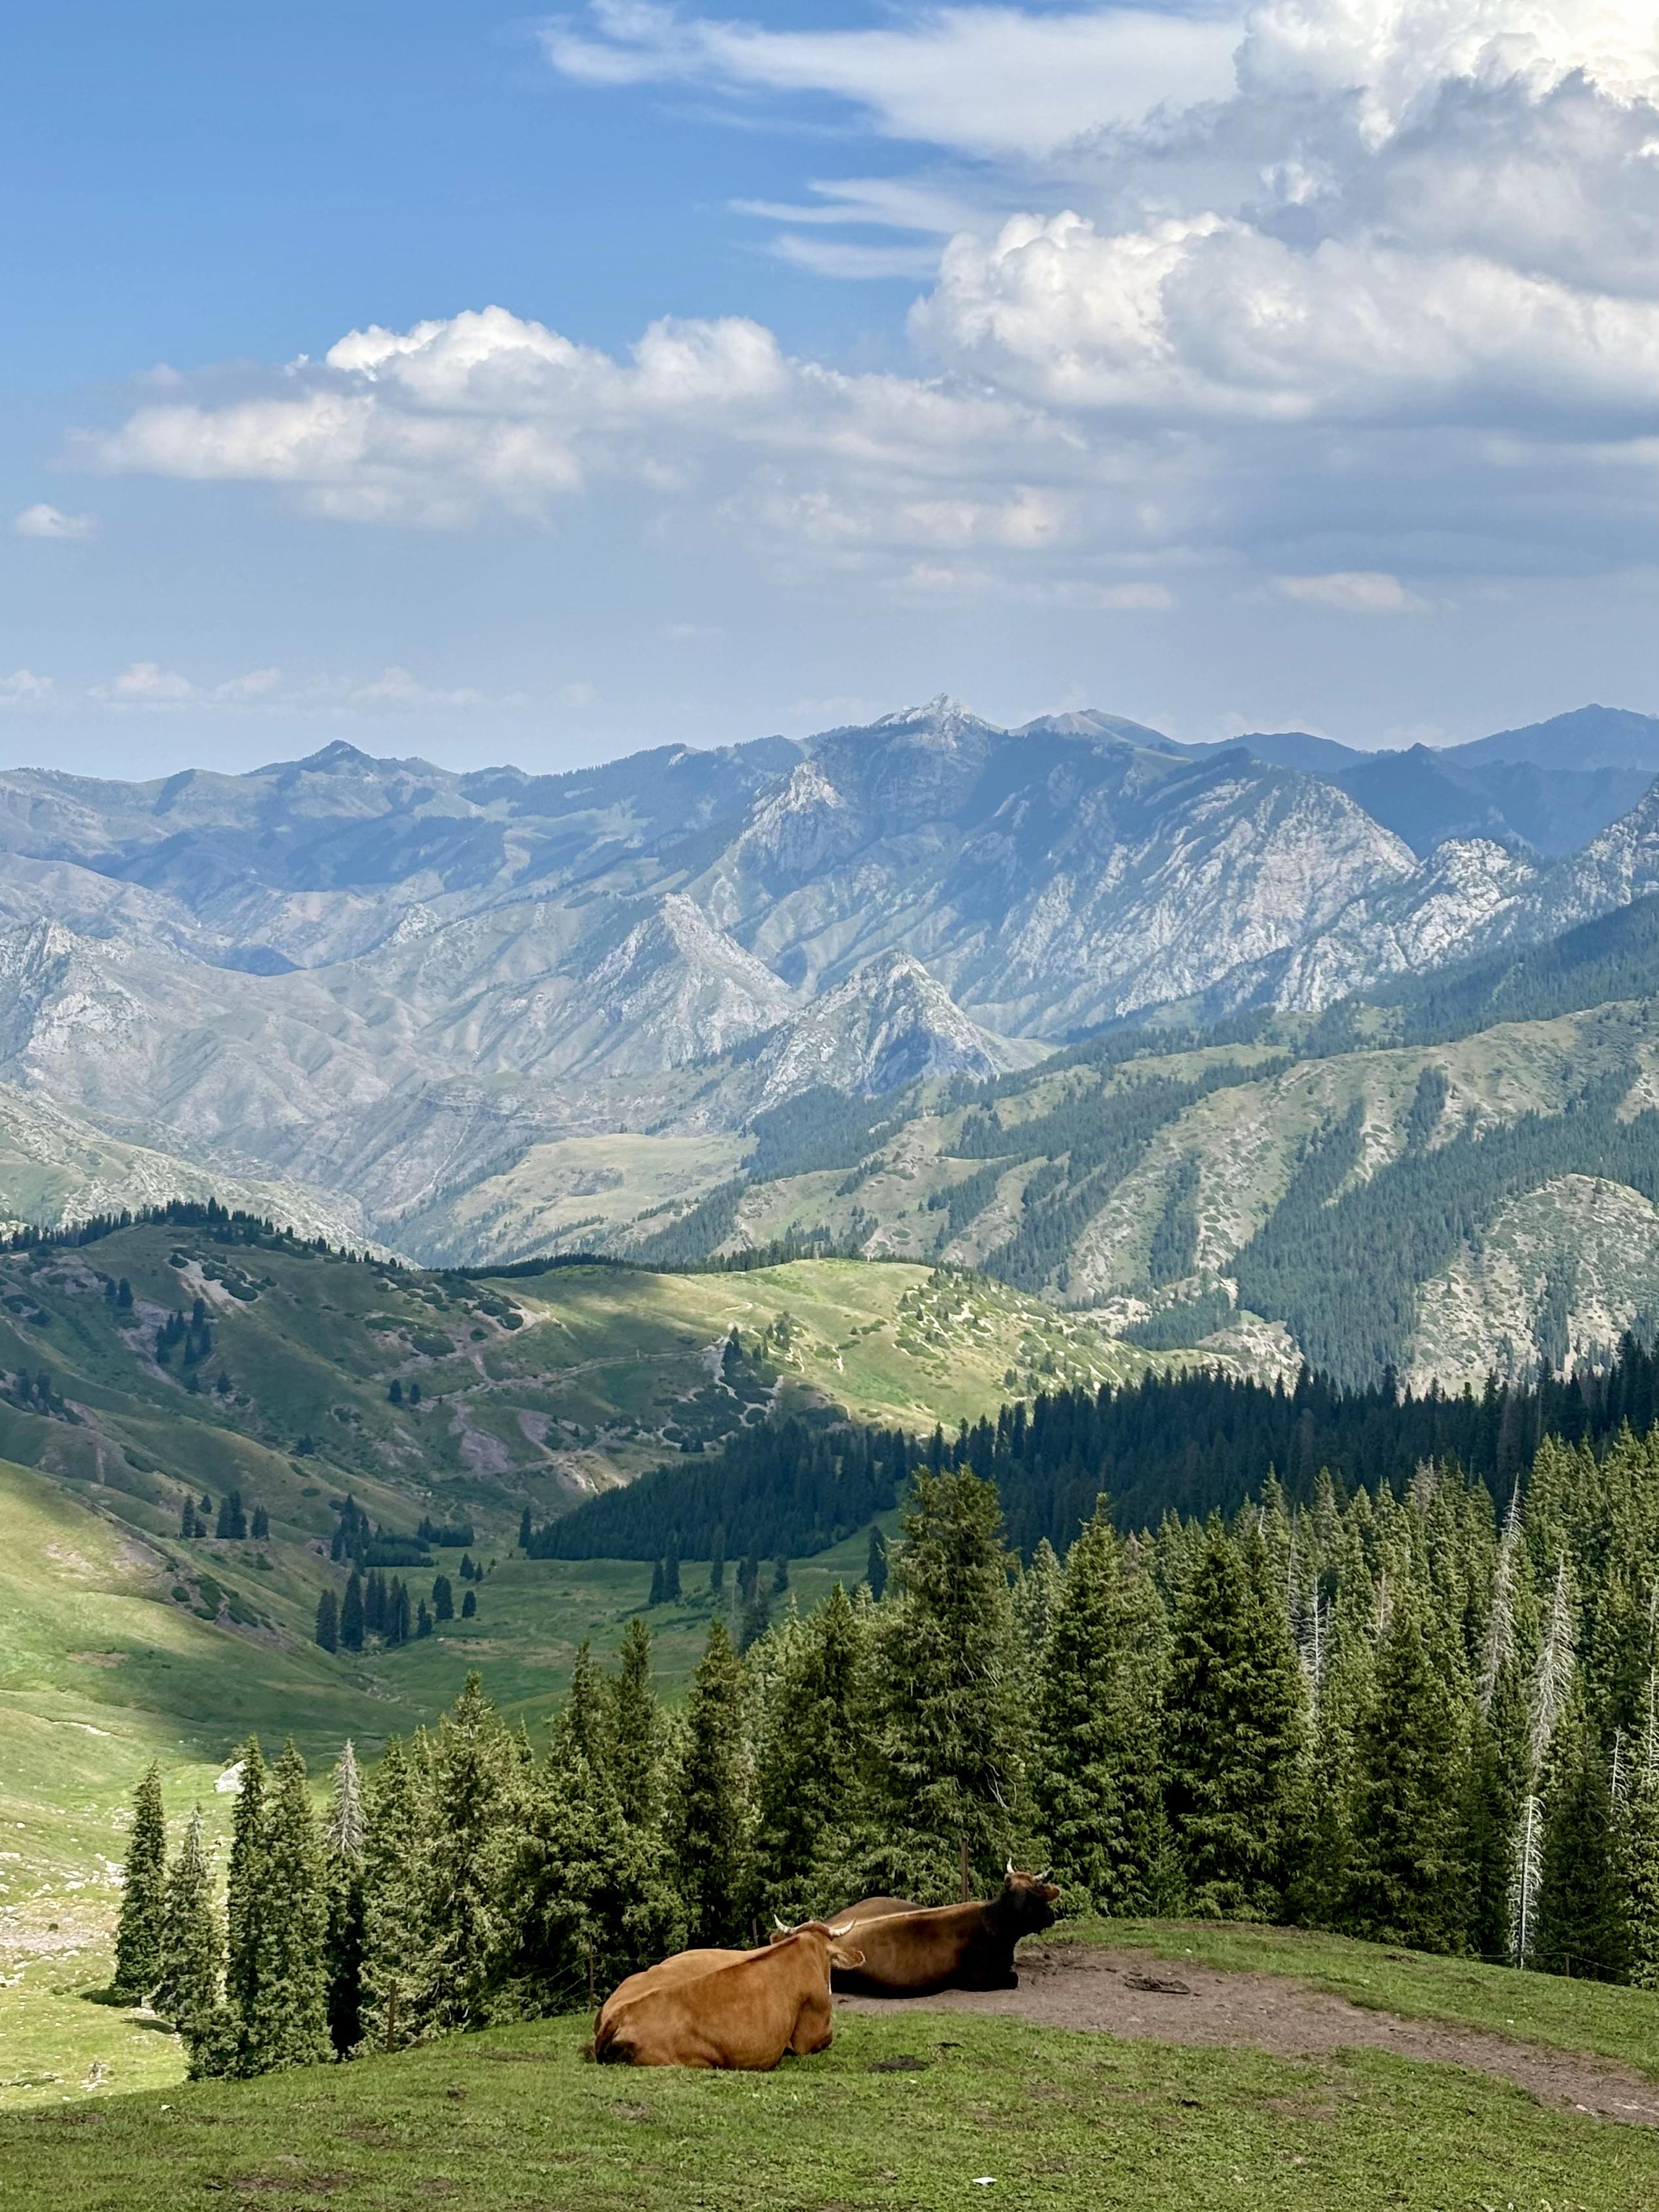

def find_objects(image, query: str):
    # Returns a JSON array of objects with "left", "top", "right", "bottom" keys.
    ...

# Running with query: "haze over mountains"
[{"left": 0, "top": 695, "right": 1655, "bottom": 1282}]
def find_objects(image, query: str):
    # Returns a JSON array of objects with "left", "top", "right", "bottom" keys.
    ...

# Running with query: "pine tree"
[
  {"left": 240, "top": 1741, "right": 330, "bottom": 2073},
  {"left": 433, "top": 1574, "right": 454, "bottom": 1622},
  {"left": 1343, "top": 1588, "right": 1470, "bottom": 1952},
  {"left": 224, "top": 1739, "right": 268, "bottom": 2037},
  {"left": 323, "top": 1743, "right": 367, "bottom": 2058},
  {"left": 152, "top": 1807, "right": 223, "bottom": 2053},
  {"left": 1033, "top": 1501, "right": 1168, "bottom": 1917},
  {"left": 502, "top": 1747, "right": 682, "bottom": 2019},
  {"left": 611, "top": 1617, "right": 663, "bottom": 1832},
  {"left": 663, "top": 1539, "right": 682, "bottom": 1605},
  {"left": 709, "top": 1525, "right": 726, "bottom": 1596},
  {"left": 111, "top": 1764, "right": 168, "bottom": 2000},
  {"left": 340, "top": 1570, "right": 365, "bottom": 1652},
  {"left": 1533, "top": 1709, "right": 1631, "bottom": 1982},
  {"left": 251, "top": 1505, "right": 270, "bottom": 1542},
  {"left": 667, "top": 1620, "right": 752, "bottom": 1944},
  {"left": 518, "top": 1505, "right": 533, "bottom": 1552},
  {"left": 314, "top": 1588, "right": 339, "bottom": 1652},
  {"left": 1463, "top": 1656, "right": 1528, "bottom": 1962},
  {"left": 418, "top": 1674, "right": 516, "bottom": 2033},
  {"left": 754, "top": 1583, "right": 871, "bottom": 1917},
  {"left": 359, "top": 1738, "right": 428, "bottom": 2053},
  {"left": 647, "top": 1558, "right": 665, "bottom": 1607},
  {"left": 556, "top": 1639, "right": 614, "bottom": 1770},
  {"left": 461, "top": 1588, "right": 477, "bottom": 1620},
  {"left": 1164, "top": 1521, "right": 1307, "bottom": 1919},
  {"left": 864, "top": 1524, "right": 888, "bottom": 1601},
  {"left": 872, "top": 1464, "right": 1028, "bottom": 1898},
  {"left": 1626, "top": 1765, "right": 1659, "bottom": 1988}
]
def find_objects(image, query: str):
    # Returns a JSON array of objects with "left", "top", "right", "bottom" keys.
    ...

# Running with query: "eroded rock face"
[{"left": 0, "top": 697, "right": 1652, "bottom": 1263}]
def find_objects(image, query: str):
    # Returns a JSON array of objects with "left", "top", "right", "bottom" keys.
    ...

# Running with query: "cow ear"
[{"left": 832, "top": 1944, "right": 865, "bottom": 1969}]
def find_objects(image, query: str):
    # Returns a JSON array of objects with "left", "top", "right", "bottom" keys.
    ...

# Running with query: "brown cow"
[
  {"left": 813, "top": 1866, "right": 1060, "bottom": 1996},
  {"left": 592, "top": 1923, "right": 865, "bottom": 2070}
]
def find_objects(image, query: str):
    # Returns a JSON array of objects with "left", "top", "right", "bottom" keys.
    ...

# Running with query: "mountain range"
[{"left": 0, "top": 695, "right": 1657, "bottom": 1383}]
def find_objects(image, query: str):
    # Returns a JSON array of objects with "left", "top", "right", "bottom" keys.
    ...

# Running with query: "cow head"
[
  {"left": 999, "top": 1862, "right": 1062, "bottom": 1934},
  {"left": 769, "top": 1915, "right": 865, "bottom": 1970}
]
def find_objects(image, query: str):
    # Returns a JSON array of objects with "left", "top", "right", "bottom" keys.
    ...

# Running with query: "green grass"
[
  {"left": 1, "top": 2007, "right": 1653, "bottom": 2211},
  {"left": 1075, "top": 1919, "right": 1659, "bottom": 2083}
]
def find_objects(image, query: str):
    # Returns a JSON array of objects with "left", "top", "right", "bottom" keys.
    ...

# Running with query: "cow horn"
[
  {"left": 1005, "top": 1858, "right": 1016, "bottom": 1877},
  {"left": 826, "top": 1920, "right": 856, "bottom": 1937},
  {"left": 773, "top": 1915, "right": 792, "bottom": 1932},
  {"left": 1037, "top": 1866, "right": 1052, "bottom": 1881}
]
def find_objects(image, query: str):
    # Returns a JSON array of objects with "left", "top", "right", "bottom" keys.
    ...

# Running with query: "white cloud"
[
  {"left": 541, "top": 1, "right": 1243, "bottom": 159},
  {"left": 350, "top": 665, "right": 486, "bottom": 709},
  {"left": 14, "top": 503, "right": 97, "bottom": 540},
  {"left": 80, "top": 0, "right": 1659, "bottom": 599},
  {"left": 0, "top": 671, "right": 55, "bottom": 709},
  {"left": 1273, "top": 571, "right": 1432, "bottom": 612},
  {"left": 556, "top": 682, "right": 599, "bottom": 709},
  {"left": 99, "top": 661, "right": 199, "bottom": 703}
]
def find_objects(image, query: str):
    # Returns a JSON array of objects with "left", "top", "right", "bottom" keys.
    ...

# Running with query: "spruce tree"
[
  {"left": 359, "top": 1738, "right": 428, "bottom": 2053},
  {"left": 241, "top": 1741, "right": 330, "bottom": 2073},
  {"left": 1625, "top": 1764, "right": 1659, "bottom": 1988},
  {"left": 647, "top": 1559, "right": 665, "bottom": 1607},
  {"left": 1164, "top": 1521, "right": 1307, "bottom": 1919},
  {"left": 111, "top": 1764, "right": 169, "bottom": 2001},
  {"left": 667, "top": 1620, "right": 752, "bottom": 1944},
  {"left": 314, "top": 1588, "right": 339, "bottom": 1652},
  {"left": 1343, "top": 1588, "right": 1470, "bottom": 1952},
  {"left": 555, "top": 1639, "right": 614, "bottom": 1770},
  {"left": 152, "top": 1806, "right": 223, "bottom": 2052},
  {"left": 1033, "top": 1501, "right": 1168, "bottom": 1917},
  {"left": 518, "top": 1505, "right": 533, "bottom": 1552},
  {"left": 418, "top": 1673, "right": 516, "bottom": 2033},
  {"left": 611, "top": 1617, "right": 663, "bottom": 1831},
  {"left": 461, "top": 1588, "right": 477, "bottom": 1620},
  {"left": 323, "top": 1743, "right": 367, "bottom": 2058},
  {"left": 872, "top": 1464, "right": 1028, "bottom": 1898},
  {"left": 754, "top": 1582, "right": 871, "bottom": 1917},
  {"left": 864, "top": 1524, "right": 888, "bottom": 1601},
  {"left": 663, "top": 1539, "right": 682, "bottom": 1605},
  {"left": 1462, "top": 1657, "right": 1529, "bottom": 1962},
  {"left": 433, "top": 1574, "right": 454, "bottom": 1622},
  {"left": 340, "top": 1570, "right": 365, "bottom": 1651},
  {"left": 709, "top": 1525, "right": 726, "bottom": 1596},
  {"left": 1533, "top": 1710, "right": 1631, "bottom": 1981},
  {"left": 224, "top": 1738, "right": 268, "bottom": 2034},
  {"left": 503, "top": 1748, "right": 682, "bottom": 2017}
]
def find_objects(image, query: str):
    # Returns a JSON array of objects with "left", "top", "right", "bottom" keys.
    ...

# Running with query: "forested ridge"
[
  {"left": 114, "top": 1410, "right": 1659, "bottom": 2086},
  {"left": 539, "top": 1327, "right": 1659, "bottom": 1564}
]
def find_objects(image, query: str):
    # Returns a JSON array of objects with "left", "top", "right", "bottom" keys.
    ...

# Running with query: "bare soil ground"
[{"left": 838, "top": 1941, "right": 1659, "bottom": 2127}]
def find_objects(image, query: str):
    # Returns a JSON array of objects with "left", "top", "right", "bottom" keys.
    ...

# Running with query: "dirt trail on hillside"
[{"left": 837, "top": 1942, "right": 1659, "bottom": 2127}]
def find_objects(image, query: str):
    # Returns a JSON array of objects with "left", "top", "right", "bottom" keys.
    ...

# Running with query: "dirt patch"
[{"left": 837, "top": 1943, "right": 1659, "bottom": 2128}]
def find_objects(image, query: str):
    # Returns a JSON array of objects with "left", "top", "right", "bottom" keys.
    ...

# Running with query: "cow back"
[{"left": 595, "top": 1931, "right": 834, "bottom": 2070}]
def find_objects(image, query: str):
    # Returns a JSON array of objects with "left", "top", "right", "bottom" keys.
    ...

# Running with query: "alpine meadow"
[{"left": 8, "top": 0, "right": 1659, "bottom": 2205}]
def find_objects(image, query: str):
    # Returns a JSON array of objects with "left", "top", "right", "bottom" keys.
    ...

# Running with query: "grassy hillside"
[
  {"left": 3, "top": 1947, "right": 1655, "bottom": 2209},
  {"left": 673, "top": 998, "right": 1659, "bottom": 1386}
]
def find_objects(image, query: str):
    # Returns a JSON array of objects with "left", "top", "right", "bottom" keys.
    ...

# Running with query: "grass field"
[{"left": 1, "top": 2000, "right": 1654, "bottom": 2211}]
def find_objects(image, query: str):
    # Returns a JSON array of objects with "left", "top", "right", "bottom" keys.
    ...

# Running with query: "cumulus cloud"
[
  {"left": 1272, "top": 570, "right": 1432, "bottom": 612},
  {"left": 541, "top": 1, "right": 1243, "bottom": 159},
  {"left": 80, "top": 0, "right": 1659, "bottom": 597},
  {"left": 14, "top": 503, "right": 97, "bottom": 540},
  {"left": 0, "top": 671, "right": 56, "bottom": 709}
]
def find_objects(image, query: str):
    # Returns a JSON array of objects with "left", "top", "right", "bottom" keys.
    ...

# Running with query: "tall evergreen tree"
[
  {"left": 662, "top": 1538, "right": 682, "bottom": 1605},
  {"left": 1033, "top": 1501, "right": 1168, "bottom": 1917},
  {"left": 647, "top": 1558, "right": 665, "bottom": 1607},
  {"left": 241, "top": 1741, "right": 330, "bottom": 2073},
  {"left": 359, "top": 1738, "right": 427, "bottom": 2053},
  {"left": 1343, "top": 1588, "right": 1470, "bottom": 1951},
  {"left": 554, "top": 1640, "right": 614, "bottom": 1770},
  {"left": 224, "top": 1739, "right": 269, "bottom": 2037},
  {"left": 314, "top": 1588, "right": 339, "bottom": 1652},
  {"left": 1164, "top": 1522, "right": 1307, "bottom": 1919},
  {"left": 863, "top": 1524, "right": 888, "bottom": 1601},
  {"left": 432, "top": 1575, "right": 454, "bottom": 1622},
  {"left": 754, "top": 1583, "right": 871, "bottom": 1917},
  {"left": 1624, "top": 1762, "right": 1659, "bottom": 1990},
  {"left": 323, "top": 1743, "right": 367, "bottom": 2058},
  {"left": 111, "top": 1764, "right": 168, "bottom": 2001},
  {"left": 152, "top": 1806, "right": 222, "bottom": 2054},
  {"left": 1533, "top": 1709, "right": 1632, "bottom": 1982},
  {"left": 611, "top": 1618, "right": 663, "bottom": 1832},
  {"left": 340, "top": 1570, "right": 365, "bottom": 1652},
  {"left": 872, "top": 1464, "right": 1028, "bottom": 1898},
  {"left": 708, "top": 1524, "right": 726, "bottom": 1597},
  {"left": 418, "top": 1674, "right": 516, "bottom": 2034},
  {"left": 1462, "top": 1657, "right": 1529, "bottom": 1962},
  {"left": 667, "top": 1620, "right": 752, "bottom": 1944}
]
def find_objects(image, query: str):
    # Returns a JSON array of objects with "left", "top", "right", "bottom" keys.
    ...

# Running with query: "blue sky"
[{"left": 4, "top": 0, "right": 1657, "bottom": 775}]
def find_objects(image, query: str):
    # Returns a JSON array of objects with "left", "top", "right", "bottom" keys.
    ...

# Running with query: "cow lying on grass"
[
  {"left": 592, "top": 1922, "right": 865, "bottom": 2070},
  {"left": 800, "top": 1864, "right": 1060, "bottom": 1998}
]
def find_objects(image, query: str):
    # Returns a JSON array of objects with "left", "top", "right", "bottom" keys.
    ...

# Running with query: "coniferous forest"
[{"left": 117, "top": 1408, "right": 1659, "bottom": 2083}]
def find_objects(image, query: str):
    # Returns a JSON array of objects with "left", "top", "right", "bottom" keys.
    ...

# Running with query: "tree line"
[
  {"left": 114, "top": 1413, "right": 1659, "bottom": 2081},
  {"left": 533, "top": 1330, "right": 1659, "bottom": 1564}
]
